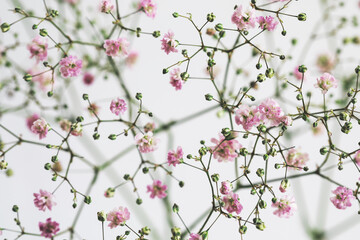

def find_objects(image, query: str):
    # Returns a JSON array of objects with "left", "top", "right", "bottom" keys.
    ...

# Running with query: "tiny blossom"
[
  {"left": 167, "top": 146, "right": 183, "bottom": 167},
  {"left": 107, "top": 206, "right": 130, "bottom": 228},
  {"left": 222, "top": 191, "right": 243, "bottom": 215},
  {"left": 110, "top": 98, "right": 127, "bottom": 115},
  {"left": 258, "top": 98, "right": 285, "bottom": 127},
  {"left": 59, "top": 55, "right": 82, "bottom": 78},
  {"left": 210, "top": 134, "right": 242, "bottom": 162},
  {"left": 161, "top": 30, "right": 178, "bottom": 55},
  {"left": 27, "top": 36, "right": 48, "bottom": 62},
  {"left": 189, "top": 233, "right": 203, "bottom": 240},
  {"left": 39, "top": 218, "right": 60, "bottom": 239},
  {"left": 83, "top": 72, "right": 95, "bottom": 85},
  {"left": 31, "top": 118, "right": 49, "bottom": 140},
  {"left": 66, "top": 0, "right": 79, "bottom": 4},
  {"left": 70, "top": 122, "right": 83, "bottom": 136},
  {"left": 125, "top": 51, "right": 139, "bottom": 67},
  {"left": 33, "top": 190, "right": 56, "bottom": 211},
  {"left": 139, "top": 0, "right": 157, "bottom": 18},
  {"left": 147, "top": 180, "right": 167, "bottom": 199},
  {"left": 316, "top": 53, "right": 335, "bottom": 72},
  {"left": 28, "top": 68, "right": 52, "bottom": 91},
  {"left": 314, "top": 72, "right": 338, "bottom": 94},
  {"left": 257, "top": 16, "right": 278, "bottom": 31},
  {"left": 231, "top": 5, "right": 256, "bottom": 30},
  {"left": 135, "top": 131, "right": 159, "bottom": 153},
  {"left": 286, "top": 148, "right": 309, "bottom": 170},
  {"left": 281, "top": 115, "right": 293, "bottom": 126},
  {"left": 354, "top": 150, "right": 360, "bottom": 166},
  {"left": 235, "top": 104, "right": 261, "bottom": 131},
  {"left": 220, "top": 181, "right": 233, "bottom": 195},
  {"left": 279, "top": 179, "right": 290, "bottom": 193},
  {"left": 26, "top": 113, "right": 40, "bottom": 131},
  {"left": 330, "top": 186, "right": 355, "bottom": 210},
  {"left": 103, "top": 38, "right": 129, "bottom": 57},
  {"left": 88, "top": 103, "right": 100, "bottom": 117},
  {"left": 144, "top": 122, "right": 155, "bottom": 133},
  {"left": 100, "top": 0, "right": 114, "bottom": 13},
  {"left": 104, "top": 188, "right": 115, "bottom": 198},
  {"left": 59, "top": 119, "right": 72, "bottom": 132},
  {"left": 170, "top": 68, "right": 185, "bottom": 90},
  {"left": 293, "top": 66, "right": 304, "bottom": 81},
  {"left": 272, "top": 195, "right": 297, "bottom": 218}
]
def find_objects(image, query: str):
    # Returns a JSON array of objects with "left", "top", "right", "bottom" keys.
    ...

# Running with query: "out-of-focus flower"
[
  {"left": 83, "top": 72, "right": 95, "bottom": 85},
  {"left": 59, "top": 55, "right": 82, "bottom": 78},
  {"left": 39, "top": 218, "right": 60, "bottom": 238},
  {"left": 27, "top": 36, "right": 48, "bottom": 62},
  {"left": 100, "top": 0, "right": 114, "bottom": 13},
  {"left": 272, "top": 195, "right": 296, "bottom": 218},
  {"left": 286, "top": 149, "right": 309, "bottom": 170},
  {"left": 147, "top": 180, "right": 167, "bottom": 199},
  {"left": 139, "top": 0, "right": 157, "bottom": 18},
  {"left": 210, "top": 134, "right": 241, "bottom": 162}
]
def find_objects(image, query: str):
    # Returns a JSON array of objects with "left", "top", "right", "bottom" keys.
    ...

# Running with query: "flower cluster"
[
  {"left": 110, "top": 98, "right": 127, "bottom": 115},
  {"left": 286, "top": 148, "right": 309, "bottom": 170},
  {"left": 33, "top": 190, "right": 56, "bottom": 211},
  {"left": 330, "top": 186, "right": 355, "bottom": 210},
  {"left": 235, "top": 98, "right": 291, "bottom": 131},
  {"left": 161, "top": 30, "right": 178, "bottom": 54},
  {"left": 59, "top": 55, "right": 83, "bottom": 78},
  {"left": 314, "top": 72, "right": 338, "bottom": 94},
  {"left": 39, "top": 218, "right": 60, "bottom": 239},
  {"left": 210, "top": 134, "right": 242, "bottom": 162},
  {"left": 27, "top": 36, "right": 48, "bottom": 62},
  {"left": 100, "top": 0, "right": 114, "bottom": 13},
  {"left": 169, "top": 68, "right": 185, "bottom": 90},
  {"left": 272, "top": 195, "right": 297, "bottom": 218},
  {"left": 135, "top": 131, "right": 159, "bottom": 153},
  {"left": 257, "top": 16, "right": 278, "bottom": 31},
  {"left": 231, "top": 5, "right": 256, "bottom": 30},
  {"left": 31, "top": 118, "right": 50, "bottom": 139},
  {"left": 139, "top": 0, "right": 157, "bottom": 18},
  {"left": 220, "top": 181, "right": 233, "bottom": 195},
  {"left": 107, "top": 206, "right": 130, "bottom": 228},
  {"left": 147, "top": 180, "right": 167, "bottom": 199},
  {"left": 167, "top": 146, "right": 183, "bottom": 167},
  {"left": 104, "top": 38, "right": 129, "bottom": 57},
  {"left": 222, "top": 191, "right": 243, "bottom": 215}
]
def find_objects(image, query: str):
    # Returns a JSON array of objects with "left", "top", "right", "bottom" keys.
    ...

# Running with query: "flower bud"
[
  {"left": 256, "top": 168, "right": 264, "bottom": 177},
  {"left": 259, "top": 200, "right": 267, "bottom": 209},
  {"left": 240, "top": 148, "right": 248, "bottom": 156},
  {"left": 281, "top": 30, "right": 287, "bottom": 36},
  {"left": 93, "top": 133, "right": 100, "bottom": 140},
  {"left": 141, "top": 226, "right": 151, "bottom": 235},
  {"left": 215, "top": 23, "right": 223, "bottom": 32},
  {"left": 207, "top": 13, "right": 216, "bottom": 22},
  {"left": 280, "top": 55, "right": 285, "bottom": 60},
  {"left": 211, "top": 173, "right": 219, "bottom": 182},
  {"left": 136, "top": 92, "right": 142, "bottom": 100},
  {"left": 257, "top": 73, "right": 266, "bottom": 82},
  {"left": 172, "top": 12, "right": 179, "bottom": 18},
  {"left": 136, "top": 198, "right": 143, "bottom": 205},
  {"left": 12, "top": 205, "right": 19, "bottom": 212},
  {"left": 97, "top": 211, "right": 106, "bottom": 222},
  {"left": 296, "top": 93, "right": 303, "bottom": 101},
  {"left": 298, "top": 13, "right": 307, "bottom": 21},
  {"left": 84, "top": 196, "right": 92, "bottom": 204},
  {"left": 280, "top": 179, "right": 290, "bottom": 192},
  {"left": 172, "top": 203, "right": 179, "bottom": 213},
  {"left": 1, "top": 23, "right": 10, "bottom": 33},
  {"left": 355, "top": 65, "right": 360, "bottom": 74},
  {"left": 179, "top": 181, "right": 185, "bottom": 188},
  {"left": 0, "top": 160, "right": 8, "bottom": 170},
  {"left": 39, "top": 28, "right": 48, "bottom": 37},
  {"left": 44, "top": 163, "right": 52, "bottom": 170},
  {"left": 265, "top": 68, "right": 275, "bottom": 78},
  {"left": 180, "top": 72, "right": 189, "bottom": 81},
  {"left": 205, "top": 94, "right": 213, "bottom": 101},
  {"left": 108, "top": 134, "right": 117, "bottom": 140},
  {"left": 239, "top": 225, "right": 247, "bottom": 234},
  {"left": 298, "top": 65, "right": 307, "bottom": 73},
  {"left": 320, "top": 147, "right": 329, "bottom": 155},
  {"left": 82, "top": 93, "right": 89, "bottom": 100},
  {"left": 152, "top": 30, "right": 160, "bottom": 38}
]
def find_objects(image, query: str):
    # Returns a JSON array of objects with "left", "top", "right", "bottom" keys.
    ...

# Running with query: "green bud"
[
  {"left": 257, "top": 124, "right": 267, "bottom": 133},
  {"left": 320, "top": 147, "right": 329, "bottom": 155},
  {"left": 152, "top": 30, "right": 160, "bottom": 38},
  {"left": 339, "top": 112, "right": 349, "bottom": 121},
  {"left": 198, "top": 147, "right": 207, "bottom": 156},
  {"left": 207, "top": 13, "right": 216, "bottom": 22},
  {"left": 211, "top": 173, "right": 220, "bottom": 182},
  {"left": 296, "top": 93, "right": 303, "bottom": 101},
  {"left": 136, "top": 198, "right": 143, "bottom": 205},
  {"left": 240, "top": 148, "right": 248, "bottom": 156},
  {"left": 1, "top": 23, "right": 10, "bottom": 33},
  {"left": 215, "top": 23, "right": 223, "bottom": 32},
  {"left": 108, "top": 134, "right": 117, "bottom": 140},
  {"left": 93, "top": 133, "right": 100, "bottom": 140},
  {"left": 180, "top": 72, "right": 189, "bottom": 81},
  {"left": 72, "top": 202, "right": 77, "bottom": 208},
  {"left": 265, "top": 68, "right": 275, "bottom": 78},
  {"left": 179, "top": 181, "right": 185, "bottom": 188},
  {"left": 0, "top": 160, "right": 8, "bottom": 170},
  {"left": 84, "top": 196, "right": 92, "bottom": 204},
  {"left": 47, "top": 91, "right": 53, "bottom": 97},
  {"left": 39, "top": 28, "right": 48, "bottom": 37},
  {"left": 32, "top": 24, "right": 38, "bottom": 30},
  {"left": 136, "top": 92, "right": 142, "bottom": 100},
  {"left": 298, "top": 65, "right": 307, "bottom": 73},
  {"left": 256, "top": 63, "right": 262, "bottom": 69},
  {"left": 6, "top": 169, "right": 14, "bottom": 177},
  {"left": 298, "top": 13, "right": 307, "bottom": 21},
  {"left": 271, "top": 197, "right": 277, "bottom": 203},
  {"left": 141, "top": 226, "right": 151, "bottom": 235},
  {"left": 256, "top": 221, "right": 266, "bottom": 231},
  {"left": 186, "top": 154, "right": 192, "bottom": 159},
  {"left": 172, "top": 12, "right": 179, "bottom": 18},
  {"left": 274, "top": 163, "right": 281, "bottom": 169},
  {"left": 281, "top": 30, "right": 287, "bottom": 36},
  {"left": 23, "top": 73, "right": 32, "bottom": 82},
  {"left": 280, "top": 55, "right": 285, "bottom": 60},
  {"left": 313, "top": 121, "right": 318, "bottom": 128},
  {"left": 201, "top": 231, "right": 208, "bottom": 240},
  {"left": 123, "top": 174, "right": 130, "bottom": 180},
  {"left": 205, "top": 93, "right": 213, "bottom": 101},
  {"left": 256, "top": 168, "right": 264, "bottom": 177},
  {"left": 51, "top": 156, "right": 58, "bottom": 163},
  {"left": 76, "top": 116, "right": 84, "bottom": 122},
  {"left": 97, "top": 211, "right": 106, "bottom": 222},
  {"left": 250, "top": 188, "right": 257, "bottom": 195},
  {"left": 82, "top": 93, "right": 89, "bottom": 100},
  {"left": 44, "top": 163, "right": 52, "bottom": 170},
  {"left": 142, "top": 167, "right": 149, "bottom": 174},
  {"left": 355, "top": 65, "right": 360, "bottom": 74},
  {"left": 172, "top": 203, "right": 179, "bottom": 213},
  {"left": 257, "top": 73, "right": 266, "bottom": 82},
  {"left": 12, "top": 205, "right": 19, "bottom": 212},
  {"left": 239, "top": 225, "right": 247, "bottom": 234},
  {"left": 259, "top": 200, "right": 267, "bottom": 209},
  {"left": 171, "top": 227, "right": 181, "bottom": 237},
  {"left": 208, "top": 58, "right": 216, "bottom": 67}
]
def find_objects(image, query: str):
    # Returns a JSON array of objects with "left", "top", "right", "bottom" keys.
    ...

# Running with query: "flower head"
[
  {"left": 110, "top": 98, "right": 127, "bottom": 115},
  {"left": 83, "top": 72, "right": 95, "bottom": 85},
  {"left": 231, "top": 5, "right": 256, "bottom": 30},
  {"left": 189, "top": 233, "right": 203, "bottom": 240},
  {"left": 104, "top": 38, "right": 129, "bottom": 57},
  {"left": 33, "top": 190, "right": 56, "bottom": 211},
  {"left": 258, "top": 98, "right": 285, "bottom": 127},
  {"left": 104, "top": 187, "right": 115, "bottom": 198},
  {"left": 27, "top": 36, "right": 48, "bottom": 62},
  {"left": 257, "top": 16, "right": 278, "bottom": 31},
  {"left": 39, "top": 218, "right": 60, "bottom": 238},
  {"left": 161, "top": 30, "right": 178, "bottom": 54},
  {"left": 170, "top": 68, "right": 185, "bottom": 90},
  {"left": 286, "top": 148, "right": 309, "bottom": 170},
  {"left": 293, "top": 65, "right": 304, "bottom": 81},
  {"left": 222, "top": 191, "right": 243, "bottom": 215},
  {"left": 135, "top": 131, "right": 159, "bottom": 153},
  {"left": 210, "top": 134, "right": 241, "bottom": 162},
  {"left": 220, "top": 181, "right": 233, "bottom": 195},
  {"left": 27, "top": 113, "right": 40, "bottom": 130},
  {"left": 139, "top": 0, "right": 157, "bottom": 18},
  {"left": 330, "top": 186, "right": 355, "bottom": 210},
  {"left": 147, "top": 180, "right": 167, "bottom": 199},
  {"left": 107, "top": 206, "right": 130, "bottom": 228},
  {"left": 235, "top": 104, "right": 261, "bottom": 131},
  {"left": 31, "top": 118, "right": 49, "bottom": 139},
  {"left": 316, "top": 53, "right": 335, "bottom": 72},
  {"left": 125, "top": 51, "right": 139, "bottom": 67},
  {"left": 100, "top": 0, "right": 114, "bottom": 13},
  {"left": 354, "top": 150, "right": 360, "bottom": 166},
  {"left": 315, "top": 72, "right": 338, "bottom": 94},
  {"left": 272, "top": 195, "right": 297, "bottom": 218},
  {"left": 88, "top": 103, "right": 100, "bottom": 117},
  {"left": 167, "top": 146, "right": 183, "bottom": 167},
  {"left": 59, "top": 55, "right": 82, "bottom": 78}
]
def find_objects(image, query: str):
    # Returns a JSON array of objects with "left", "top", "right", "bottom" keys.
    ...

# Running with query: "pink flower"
[
  {"left": 258, "top": 98, "right": 285, "bottom": 127},
  {"left": 314, "top": 72, "right": 338, "bottom": 94},
  {"left": 272, "top": 195, "right": 296, "bottom": 218},
  {"left": 330, "top": 186, "right": 355, "bottom": 210},
  {"left": 161, "top": 30, "right": 178, "bottom": 54},
  {"left": 33, "top": 190, "right": 56, "bottom": 211},
  {"left": 279, "top": 179, "right": 290, "bottom": 193},
  {"left": 144, "top": 122, "right": 155, "bottom": 133},
  {"left": 235, "top": 104, "right": 261, "bottom": 131},
  {"left": 316, "top": 53, "right": 335, "bottom": 72},
  {"left": 59, "top": 119, "right": 72, "bottom": 132},
  {"left": 170, "top": 68, "right": 185, "bottom": 90},
  {"left": 210, "top": 134, "right": 241, "bottom": 162},
  {"left": 26, "top": 113, "right": 40, "bottom": 130},
  {"left": 189, "top": 233, "right": 203, "bottom": 240},
  {"left": 70, "top": 122, "right": 83, "bottom": 136},
  {"left": 59, "top": 55, "right": 82, "bottom": 78},
  {"left": 88, "top": 103, "right": 100, "bottom": 117},
  {"left": 27, "top": 36, "right": 48, "bottom": 62},
  {"left": 100, "top": 0, "right": 114, "bottom": 13},
  {"left": 103, "top": 38, "right": 129, "bottom": 57},
  {"left": 167, "top": 146, "right": 183, "bottom": 167},
  {"left": 107, "top": 206, "right": 130, "bottom": 228},
  {"left": 139, "top": 0, "right": 157, "bottom": 18},
  {"left": 220, "top": 181, "right": 233, "bottom": 195},
  {"left": 30, "top": 69, "right": 53, "bottom": 91},
  {"left": 256, "top": 16, "right": 278, "bottom": 31},
  {"left": 354, "top": 150, "right": 360, "bottom": 166},
  {"left": 147, "top": 180, "right": 167, "bottom": 199},
  {"left": 293, "top": 65, "right": 304, "bottom": 81},
  {"left": 39, "top": 218, "right": 60, "bottom": 239},
  {"left": 281, "top": 115, "right": 293, "bottom": 126},
  {"left": 135, "top": 131, "right": 159, "bottom": 153},
  {"left": 125, "top": 51, "right": 139, "bottom": 67},
  {"left": 83, "top": 72, "right": 95, "bottom": 85},
  {"left": 110, "top": 98, "right": 127, "bottom": 115},
  {"left": 65, "top": 0, "right": 78, "bottom": 4},
  {"left": 286, "top": 149, "right": 309, "bottom": 170},
  {"left": 31, "top": 118, "right": 49, "bottom": 139},
  {"left": 222, "top": 191, "right": 243, "bottom": 215},
  {"left": 231, "top": 5, "right": 256, "bottom": 30}
]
